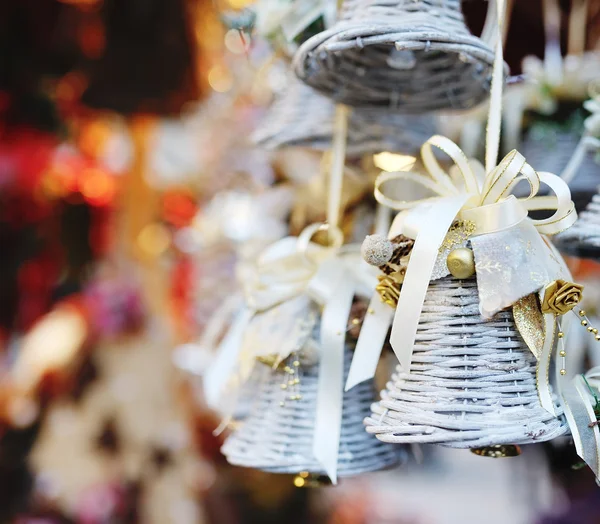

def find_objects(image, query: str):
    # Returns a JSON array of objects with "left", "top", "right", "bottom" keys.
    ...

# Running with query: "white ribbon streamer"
[
  {"left": 203, "top": 307, "right": 254, "bottom": 410},
  {"left": 345, "top": 294, "right": 393, "bottom": 391},
  {"left": 310, "top": 258, "right": 356, "bottom": 483},
  {"left": 562, "top": 371, "right": 600, "bottom": 478}
]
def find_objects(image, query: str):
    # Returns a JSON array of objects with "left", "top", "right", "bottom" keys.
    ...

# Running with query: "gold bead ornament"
[
  {"left": 471, "top": 444, "right": 522, "bottom": 458},
  {"left": 446, "top": 247, "right": 476, "bottom": 279}
]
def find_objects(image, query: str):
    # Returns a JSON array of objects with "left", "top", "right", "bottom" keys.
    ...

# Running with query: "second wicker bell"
[{"left": 293, "top": 0, "right": 503, "bottom": 112}]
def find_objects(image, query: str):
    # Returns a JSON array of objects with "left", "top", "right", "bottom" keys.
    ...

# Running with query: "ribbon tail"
[
  {"left": 537, "top": 312, "right": 557, "bottom": 416},
  {"left": 203, "top": 307, "right": 253, "bottom": 410},
  {"left": 312, "top": 275, "right": 354, "bottom": 485},
  {"left": 562, "top": 375, "right": 600, "bottom": 478},
  {"left": 390, "top": 196, "right": 470, "bottom": 371},
  {"left": 345, "top": 294, "right": 393, "bottom": 391}
]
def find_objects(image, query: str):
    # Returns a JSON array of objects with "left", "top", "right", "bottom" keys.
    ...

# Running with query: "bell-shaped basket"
[
  {"left": 253, "top": 74, "right": 435, "bottom": 154},
  {"left": 554, "top": 187, "right": 600, "bottom": 260},
  {"left": 222, "top": 343, "right": 401, "bottom": 477},
  {"left": 293, "top": 0, "right": 500, "bottom": 112},
  {"left": 365, "top": 277, "right": 568, "bottom": 448}
]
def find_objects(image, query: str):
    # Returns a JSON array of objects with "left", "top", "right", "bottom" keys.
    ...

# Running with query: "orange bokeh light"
[
  {"left": 80, "top": 167, "right": 117, "bottom": 207},
  {"left": 162, "top": 191, "right": 197, "bottom": 228},
  {"left": 78, "top": 119, "right": 112, "bottom": 159}
]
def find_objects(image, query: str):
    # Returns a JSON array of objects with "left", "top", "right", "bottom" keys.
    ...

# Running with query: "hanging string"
[
  {"left": 568, "top": 0, "right": 589, "bottom": 56},
  {"left": 542, "top": 0, "right": 564, "bottom": 86},
  {"left": 484, "top": 0, "right": 507, "bottom": 173},
  {"left": 326, "top": 104, "right": 349, "bottom": 241}
]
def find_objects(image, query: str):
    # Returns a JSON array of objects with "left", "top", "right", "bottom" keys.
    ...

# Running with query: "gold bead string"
[
  {"left": 573, "top": 308, "right": 600, "bottom": 342},
  {"left": 279, "top": 353, "right": 302, "bottom": 407},
  {"left": 557, "top": 319, "right": 567, "bottom": 376},
  {"left": 335, "top": 310, "right": 376, "bottom": 337}
]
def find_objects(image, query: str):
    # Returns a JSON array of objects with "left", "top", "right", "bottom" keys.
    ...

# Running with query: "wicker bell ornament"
[
  {"left": 222, "top": 328, "right": 400, "bottom": 478},
  {"left": 554, "top": 188, "right": 600, "bottom": 260},
  {"left": 361, "top": 237, "right": 569, "bottom": 451},
  {"left": 293, "top": 0, "right": 502, "bottom": 112},
  {"left": 253, "top": 73, "right": 435, "bottom": 154}
]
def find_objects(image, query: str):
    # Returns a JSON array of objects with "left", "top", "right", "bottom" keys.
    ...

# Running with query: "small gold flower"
[
  {"left": 541, "top": 279, "right": 584, "bottom": 315},
  {"left": 376, "top": 274, "right": 402, "bottom": 308}
]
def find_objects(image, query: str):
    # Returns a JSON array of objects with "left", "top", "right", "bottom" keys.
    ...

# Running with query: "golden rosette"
[
  {"left": 541, "top": 279, "right": 584, "bottom": 316},
  {"left": 376, "top": 273, "right": 403, "bottom": 308}
]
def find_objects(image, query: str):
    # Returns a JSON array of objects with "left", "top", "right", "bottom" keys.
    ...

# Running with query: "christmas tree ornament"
[
  {"left": 345, "top": 0, "right": 600, "bottom": 473},
  {"left": 222, "top": 337, "right": 400, "bottom": 477},
  {"left": 555, "top": 189, "right": 600, "bottom": 260},
  {"left": 364, "top": 276, "right": 568, "bottom": 449},
  {"left": 293, "top": 0, "right": 505, "bottom": 112},
  {"left": 209, "top": 102, "right": 401, "bottom": 482},
  {"left": 253, "top": 73, "right": 435, "bottom": 154},
  {"left": 206, "top": 223, "right": 401, "bottom": 482},
  {"left": 553, "top": 86, "right": 600, "bottom": 259}
]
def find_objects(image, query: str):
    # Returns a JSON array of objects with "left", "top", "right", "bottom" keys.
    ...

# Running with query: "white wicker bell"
[
  {"left": 519, "top": 117, "right": 599, "bottom": 198},
  {"left": 365, "top": 277, "right": 569, "bottom": 451},
  {"left": 222, "top": 342, "right": 400, "bottom": 477},
  {"left": 253, "top": 74, "right": 435, "bottom": 154},
  {"left": 554, "top": 187, "right": 600, "bottom": 260},
  {"left": 293, "top": 0, "right": 501, "bottom": 112}
]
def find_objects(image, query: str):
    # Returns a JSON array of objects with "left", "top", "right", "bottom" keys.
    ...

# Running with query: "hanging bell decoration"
[
  {"left": 555, "top": 189, "right": 600, "bottom": 260},
  {"left": 364, "top": 276, "right": 569, "bottom": 449},
  {"left": 222, "top": 339, "right": 401, "bottom": 479},
  {"left": 293, "top": 0, "right": 503, "bottom": 112},
  {"left": 253, "top": 73, "right": 435, "bottom": 154}
]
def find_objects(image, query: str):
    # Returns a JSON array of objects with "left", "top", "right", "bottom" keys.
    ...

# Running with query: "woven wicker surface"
[
  {"left": 253, "top": 75, "right": 435, "bottom": 154},
  {"left": 365, "top": 277, "right": 568, "bottom": 448},
  {"left": 520, "top": 130, "right": 599, "bottom": 195},
  {"left": 222, "top": 345, "right": 400, "bottom": 476},
  {"left": 293, "top": 0, "right": 499, "bottom": 111},
  {"left": 555, "top": 189, "right": 600, "bottom": 259}
]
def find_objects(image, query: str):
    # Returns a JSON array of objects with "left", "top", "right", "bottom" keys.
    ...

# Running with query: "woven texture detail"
[
  {"left": 521, "top": 124, "right": 600, "bottom": 259},
  {"left": 555, "top": 189, "right": 600, "bottom": 258},
  {"left": 520, "top": 129, "right": 599, "bottom": 193},
  {"left": 293, "top": 0, "right": 499, "bottom": 111},
  {"left": 365, "top": 277, "right": 568, "bottom": 447},
  {"left": 253, "top": 75, "right": 434, "bottom": 154},
  {"left": 222, "top": 344, "right": 400, "bottom": 476}
]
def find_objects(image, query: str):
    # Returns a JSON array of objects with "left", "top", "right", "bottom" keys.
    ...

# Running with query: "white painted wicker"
[
  {"left": 222, "top": 344, "right": 400, "bottom": 476},
  {"left": 520, "top": 126, "right": 599, "bottom": 196},
  {"left": 253, "top": 74, "right": 435, "bottom": 154},
  {"left": 365, "top": 277, "right": 569, "bottom": 448},
  {"left": 293, "top": 0, "right": 500, "bottom": 112},
  {"left": 555, "top": 187, "right": 600, "bottom": 260}
]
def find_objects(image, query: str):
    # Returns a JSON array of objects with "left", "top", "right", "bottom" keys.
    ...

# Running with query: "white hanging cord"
[
  {"left": 326, "top": 104, "right": 349, "bottom": 241},
  {"left": 568, "top": 0, "right": 589, "bottom": 56}
]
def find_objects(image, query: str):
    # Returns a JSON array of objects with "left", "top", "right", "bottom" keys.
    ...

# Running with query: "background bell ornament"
[
  {"left": 222, "top": 329, "right": 401, "bottom": 479},
  {"left": 365, "top": 277, "right": 568, "bottom": 449},
  {"left": 446, "top": 247, "right": 475, "bottom": 279},
  {"left": 253, "top": 72, "right": 435, "bottom": 155},
  {"left": 293, "top": 0, "right": 505, "bottom": 112},
  {"left": 554, "top": 188, "right": 600, "bottom": 260}
]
